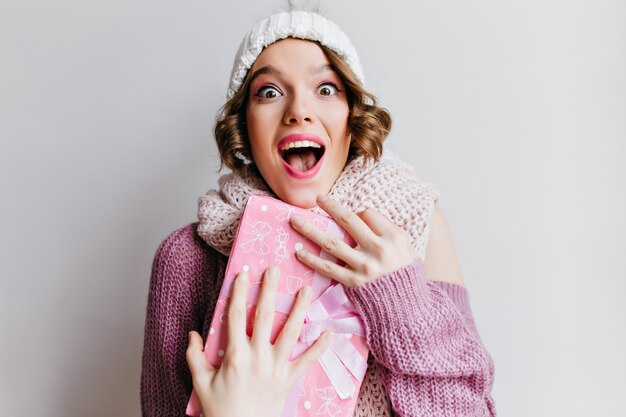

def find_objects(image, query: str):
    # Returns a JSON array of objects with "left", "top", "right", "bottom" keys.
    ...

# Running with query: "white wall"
[{"left": 1, "top": 0, "right": 624, "bottom": 416}]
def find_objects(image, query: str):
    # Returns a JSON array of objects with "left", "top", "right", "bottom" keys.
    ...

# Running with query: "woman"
[{"left": 141, "top": 10, "right": 496, "bottom": 417}]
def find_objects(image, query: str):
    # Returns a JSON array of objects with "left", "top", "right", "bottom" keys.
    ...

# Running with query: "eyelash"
[
  {"left": 317, "top": 82, "right": 342, "bottom": 96},
  {"left": 254, "top": 82, "right": 342, "bottom": 100},
  {"left": 254, "top": 84, "right": 282, "bottom": 99}
]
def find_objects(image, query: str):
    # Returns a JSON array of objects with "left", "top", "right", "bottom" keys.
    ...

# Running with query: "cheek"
[
  {"left": 246, "top": 108, "right": 275, "bottom": 150},
  {"left": 246, "top": 108, "right": 266, "bottom": 133},
  {"left": 327, "top": 108, "right": 351, "bottom": 151},
  {"left": 320, "top": 103, "right": 350, "bottom": 135}
]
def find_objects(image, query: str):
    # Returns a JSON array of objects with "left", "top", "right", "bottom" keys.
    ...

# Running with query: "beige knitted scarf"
[{"left": 197, "top": 151, "right": 440, "bottom": 260}]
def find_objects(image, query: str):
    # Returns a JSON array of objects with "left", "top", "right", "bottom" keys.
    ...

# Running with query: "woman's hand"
[
  {"left": 186, "top": 267, "right": 331, "bottom": 417},
  {"left": 290, "top": 195, "right": 417, "bottom": 288}
]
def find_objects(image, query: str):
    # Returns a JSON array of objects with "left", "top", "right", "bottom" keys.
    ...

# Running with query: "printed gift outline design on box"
[{"left": 186, "top": 195, "right": 369, "bottom": 417}]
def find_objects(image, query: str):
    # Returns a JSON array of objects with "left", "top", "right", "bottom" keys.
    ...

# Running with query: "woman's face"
[{"left": 245, "top": 38, "right": 351, "bottom": 209}]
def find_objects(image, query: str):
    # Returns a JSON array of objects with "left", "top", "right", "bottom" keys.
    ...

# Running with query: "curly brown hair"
[{"left": 214, "top": 41, "right": 392, "bottom": 172}]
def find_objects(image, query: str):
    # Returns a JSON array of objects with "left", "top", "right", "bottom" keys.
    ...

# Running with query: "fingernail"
[
  {"left": 239, "top": 271, "right": 249, "bottom": 283},
  {"left": 301, "top": 285, "right": 311, "bottom": 299},
  {"left": 267, "top": 266, "right": 279, "bottom": 281},
  {"left": 291, "top": 215, "right": 305, "bottom": 227},
  {"left": 317, "top": 194, "right": 329, "bottom": 203}
]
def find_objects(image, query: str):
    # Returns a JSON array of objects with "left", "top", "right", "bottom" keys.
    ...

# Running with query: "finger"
[
  {"left": 186, "top": 331, "right": 215, "bottom": 383},
  {"left": 290, "top": 215, "right": 364, "bottom": 268},
  {"left": 227, "top": 271, "right": 249, "bottom": 346},
  {"left": 296, "top": 249, "right": 359, "bottom": 287},
  {"left": 251, "top": 266, "right": 279, "bottom": 345},
  {"left": 315, "top": 195, "right": 379, "bottom": 247},
  {"left": 290, "top": 331, "right": 332, "bottom": 382},
  {"left": 274, "top": 285, "right": 311, "bottom": 358},
  {"left": 356, "top": 208, "right": 394, "bottom": 237}
]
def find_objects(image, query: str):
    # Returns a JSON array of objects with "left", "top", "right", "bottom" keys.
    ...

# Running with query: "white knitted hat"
[{"left": 227, "top": 11, "right": 364, "bottom": 99}]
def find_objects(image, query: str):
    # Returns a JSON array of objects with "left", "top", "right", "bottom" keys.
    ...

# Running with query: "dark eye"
[
  {"left": 317, "top": 83, "right": 340, "bottom": 96},
  {"left": 255, "top": 86, "right": 282, "bottom": 99}
]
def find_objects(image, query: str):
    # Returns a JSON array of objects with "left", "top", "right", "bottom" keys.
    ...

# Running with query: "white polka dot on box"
[{"left": 186, "top": 195, "right": 369, "bottom": 417}]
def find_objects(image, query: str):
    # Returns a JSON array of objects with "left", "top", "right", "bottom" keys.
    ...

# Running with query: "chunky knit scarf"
[{"left": 197, "top": 151, "right": 440, "bottom": 260}]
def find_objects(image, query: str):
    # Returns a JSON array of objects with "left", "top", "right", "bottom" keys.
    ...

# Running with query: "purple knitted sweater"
[{"left": 141, "top": 224, "right": 496, "bottom": 417}]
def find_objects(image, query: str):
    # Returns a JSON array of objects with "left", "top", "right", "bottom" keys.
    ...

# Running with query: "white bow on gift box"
[{"left": 276, "top": 282, "right": 369, "bottom": 407}]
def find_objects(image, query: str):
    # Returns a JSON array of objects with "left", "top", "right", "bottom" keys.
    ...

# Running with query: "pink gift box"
[{"left": 186, "top": 195, "right": 369, "bottom": 417}]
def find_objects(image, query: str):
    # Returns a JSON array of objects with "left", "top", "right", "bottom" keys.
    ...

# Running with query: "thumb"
[{"left": 185, "top": 331, "right": 215, "bottom": 380}]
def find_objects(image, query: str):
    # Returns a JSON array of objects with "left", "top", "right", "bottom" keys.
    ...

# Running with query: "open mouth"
[{"left": 279, "top": 140, "right": 325, "bottom": 172}]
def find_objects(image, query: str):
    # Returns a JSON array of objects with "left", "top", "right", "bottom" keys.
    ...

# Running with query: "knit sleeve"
[
  {"left": 433, "top": 280, "right": 483, "bottom": 342},
  {"left": 140, "top": 224, "right": 221, "bottom": 417},
  {"left": 345, "top": 261, "right": 496, "bottom": 416}
]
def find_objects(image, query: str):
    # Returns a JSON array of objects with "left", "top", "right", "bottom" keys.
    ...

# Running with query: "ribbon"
[
  {"left": 278, "top": 283, "right": 368, "bottom": 402},
  {"left": 228, "top": 278, "right": 367, "bottom": 401}
]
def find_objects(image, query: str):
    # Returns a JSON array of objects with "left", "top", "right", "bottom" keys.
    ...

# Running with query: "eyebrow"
[
  {"left": 248, "top": 65, "right": 281, "bottom": 85},
  {"left": 248, "top": 63, "right": 334, "bottom": 86},
  {"left": 311, "top": 64, "right": 333, "bottom": 75}
]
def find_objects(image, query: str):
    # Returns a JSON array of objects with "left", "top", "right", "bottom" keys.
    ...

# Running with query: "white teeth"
[{"left": 279, "top": 140, "right": 322, "bottom": 151}]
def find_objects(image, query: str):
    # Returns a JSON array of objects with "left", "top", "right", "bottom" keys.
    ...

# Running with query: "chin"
[{"left": 277, "top": 192, "right": 319, "bottom": 209}]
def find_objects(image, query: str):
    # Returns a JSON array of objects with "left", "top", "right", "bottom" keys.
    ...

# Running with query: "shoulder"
[
  {"left": 424, "top": 204, "right": 464, "bottom": 286},
  {"left": 151, "top": 223, "right": 224, "bottom": 287},
  {"left": 378, "top": 152, "right": 463, "bottom": 285},
  {"left": 154, "top": 223, "right": 210, "bottom": 266}
]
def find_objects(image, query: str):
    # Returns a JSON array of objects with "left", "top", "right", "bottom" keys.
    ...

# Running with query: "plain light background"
[{"left": 1, "top": 0, "right": 624, "bottom": 416}]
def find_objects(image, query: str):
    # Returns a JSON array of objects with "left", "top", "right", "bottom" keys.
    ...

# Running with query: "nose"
[{"left": 283, "top": 91, "right": 313, "bottom": 125}]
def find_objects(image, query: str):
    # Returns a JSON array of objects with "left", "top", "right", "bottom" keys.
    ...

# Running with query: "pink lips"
[{"left": 277, "top": 133, "right": 326, "bottom": 179}]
